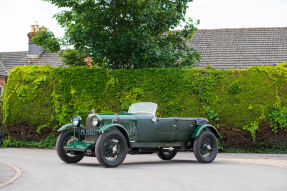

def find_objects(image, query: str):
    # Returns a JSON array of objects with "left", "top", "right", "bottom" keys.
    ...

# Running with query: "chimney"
[{"left": 27, "top": 25, "right": 43, "bottom": 56}]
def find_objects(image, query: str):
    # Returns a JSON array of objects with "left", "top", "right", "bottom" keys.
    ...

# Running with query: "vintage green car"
[{"left": 56, "top": 102, "right": 220, "bottom": 168}]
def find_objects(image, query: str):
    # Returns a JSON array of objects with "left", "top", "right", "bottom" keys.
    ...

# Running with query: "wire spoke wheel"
[
  {"left": 96, "top": 130, "right": 128, "bottom": 168},
  {"left": 193, "top": 130, "right": 218, "bottom": 163},
  {"left": 103, "top": 136, "right": 124, "bottom": 163},
  {"left": 56, "top": 129, "right": 84, "bottom": 163},
  {"left": 63, "top": 135, "right": 79, "bottom": 158},
  {"left": 157, "top": 149, "right": 177, "bottom": 160},
  {"left": 199, "top": 136, "right": 215, "bottom": 159},
  {"left": 163, "top": 151, "right": 173, "bottom": 155}
]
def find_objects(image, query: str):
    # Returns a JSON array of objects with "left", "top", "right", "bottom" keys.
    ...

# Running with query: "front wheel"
[
  {"left": 193, "top": 130, "right": 218, "bottom": 163},
  {"left": 95, "top": 130, "right": 128, "bottom": 168},
  {"left": 157, "top": 150, "right": 177, "bottom": 160},
  {"left": 56, "top": 129, "right": 84, "bottom": 163}
]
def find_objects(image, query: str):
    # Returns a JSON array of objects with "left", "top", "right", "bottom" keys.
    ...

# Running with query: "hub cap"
[
  {"left": 64, "top": 135, "right": 79, "bottom": 158},
  {"left": 200, "top": 136, "right": 215, "bottom": 159}
]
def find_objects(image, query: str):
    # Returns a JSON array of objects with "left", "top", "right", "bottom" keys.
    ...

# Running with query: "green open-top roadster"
[{"left": 56, "top": 102, "right": 220, "bottom": 167}]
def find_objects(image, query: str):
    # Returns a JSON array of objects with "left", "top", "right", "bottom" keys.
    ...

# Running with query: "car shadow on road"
[
  {"left": 72, "top": 159, "right": 223, "bottom": 168},
  {"left": 122, "top": 159, "right": 225, "bottom": 166}
]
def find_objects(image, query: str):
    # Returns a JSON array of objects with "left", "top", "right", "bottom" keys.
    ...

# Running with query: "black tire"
[
  {"left": 95, "top": 130, "right": 128, "bottom": 168},
  {"left": 193, "top": 130, "right": 218, "bottom": 163},
  {"left": 157, "top": 150, "right": 177, "bottom": 160},
  {"left": 56, "top": 129, "right": 84, "bottom": 163}
]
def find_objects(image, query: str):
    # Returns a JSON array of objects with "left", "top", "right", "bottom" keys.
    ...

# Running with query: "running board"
[{"left": 65, "top": 142, "right": 94, "bottom": 152}]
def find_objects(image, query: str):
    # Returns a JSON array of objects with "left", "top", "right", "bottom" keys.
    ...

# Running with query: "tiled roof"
[
  {"left": 29, "top": 50, "right": 63, "bottom": 67},
  {"left": 187, "top": 27, "right": 287, "bottom": 69},
  {"left": 0, "top": 61, "right": 9, "bottom": 77},
  {"left": 0, "top": 27, "right": 286, "bottom": 75},
  {"left": 0, "top": 50, "right": 63, "bottom": 76},
  {"left": 0, "top": 51, "right": 30, "bottom": 76}
]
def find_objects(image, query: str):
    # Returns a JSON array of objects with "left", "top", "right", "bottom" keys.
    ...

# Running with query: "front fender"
[
  {"left": 57, "top": 123, "right": 84, "bottom": 132},
  {"left": 97, "top": 123, "right": 131, "bottom": 148},
  {"left": 191, "top": 124, "right": 220, "bottom": 139}
]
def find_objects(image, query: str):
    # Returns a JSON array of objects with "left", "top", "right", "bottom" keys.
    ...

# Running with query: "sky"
[{"left": 0, "top": 0, "right": 286, "bottom": 52}]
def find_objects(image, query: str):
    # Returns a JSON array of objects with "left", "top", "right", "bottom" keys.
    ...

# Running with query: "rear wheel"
[
  {"left": 56, "top": 129, "right": 84, "bottom": 163},
  {"left": 193, "top": 130, "right": 218, "bottom": 163},
  {"left": 157, "top": 150, "right": 177, "bottom": 160},
  {"left": 96, "top": 130, "right": 128, "bottom": 168}
]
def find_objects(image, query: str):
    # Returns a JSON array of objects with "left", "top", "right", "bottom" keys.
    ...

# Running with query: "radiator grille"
[
  {"left": 85, "top": 114, "right": 98, "bottom": 143},
  {"left": 85, "top": 131, "right": 98, "bottom": 143}
]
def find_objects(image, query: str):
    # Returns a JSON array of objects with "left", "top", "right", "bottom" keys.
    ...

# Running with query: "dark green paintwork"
[
  {"left": 57, "top": 123, "right": 84, "bottom": 132},
  {"left": 65, "top": 141, "right": 93, "bottom": 151},
  {"left": 131, "top": 141, "right": 183, "bottom": 148},
  {"left": 136, "top": 114, "right": 196, "bottom": 142},
  {"left": 97, "top": 113, "right": 137, "bottom": 141},
  {"left": 97, "top": 123, "right": 132, "bottom": 148},
  {"left": 59, "top": 110, "right": 218, "bottom": 151},
  {"left": 58, "top": 123, "right": 74, "bottom": 132},
  {"left": 191, "top": 124, "right": 220, "bottom": 138}
]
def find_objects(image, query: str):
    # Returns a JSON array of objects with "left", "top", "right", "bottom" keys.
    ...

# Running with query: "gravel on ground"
[{"left": 217, "top": 158, "right": 287, "bottom": 168}]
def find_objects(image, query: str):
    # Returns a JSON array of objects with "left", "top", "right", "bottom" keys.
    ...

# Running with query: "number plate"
[{"left": 80, "top": 129, "right": 95, "bottom": 135}]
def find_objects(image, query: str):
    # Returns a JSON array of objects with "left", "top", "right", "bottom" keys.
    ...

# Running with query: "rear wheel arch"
[{"left": 191, "top": 124, "right": 220, "bottom": 139}]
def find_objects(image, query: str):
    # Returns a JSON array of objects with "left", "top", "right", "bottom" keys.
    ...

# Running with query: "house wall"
[{"left": 0, "top": 76, "right": 6, "bottom": 95}]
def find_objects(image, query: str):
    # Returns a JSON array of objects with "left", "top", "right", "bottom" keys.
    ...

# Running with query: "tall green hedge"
[{"left": 4, "top": 64, "right": 287, "bottom": 151}]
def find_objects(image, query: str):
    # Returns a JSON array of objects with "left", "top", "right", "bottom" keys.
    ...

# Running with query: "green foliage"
[
  {"left": 205, "top": 65, "right": 216, "bottom": 70},
  {"left": 4, "top": 65, "right": 60, "bottom": 128},
  {"left": 222, "top": 148, "right": 249, "bottom": 153},
  {"left": 243, "top": 114, "right": 265, "bottom": 141},
  {"left": 2, "top": 135, "right": 57, "bottom": 148},
  {"left": 247, "top": 104, "right": 253, "bottom": 111},
  {"left": 191, "top": 73, "right": 220, "bottom": 103},
  {"left": 243, "top": 120, "right": 259, "bottom": 142},
  {"left": 4, "top": 64, "right": 287, "bottom": 151},
  {"left": 0, "top": 96, "right": 3, "bottom": 129},
  {"left": 218, "top": 140, "right": 224, "bottom": 151},
  {"left": 228, "top": 82, "right": 241, "bottom": 94},
  {"left": 15, "top": 85, "right": 27, "bottom": 101},
  {"left": 222, "top": 147, "right": 287, "bottom": 154},
  {"left": 37, "top": 124, "right": 49, "bottom": 134},
  {"left": 38, "top": 0, "right": 200, "bottom": 69},
  {"left": 33, "top": 75, "right": 47, "bottom": 90},
  {"left": 268, "top": 103, "right": 287, "bottom": 133},
  {"left": 58, "top": 49, "right": 90, "bottom": 67},
  {"left": 164, "top": 102, "right": 181, "bottom": 116},
  {"left": 205, "top": 107, "right": 220, "bottom": 121},
  {"left": 32, "top": 27, "right": 61, "bottom": 53},
  {"left": 120, "top": 88, "right": 144, "bottom": 110}
]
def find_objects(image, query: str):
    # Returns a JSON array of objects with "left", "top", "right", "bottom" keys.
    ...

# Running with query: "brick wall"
[{"left": 0, "top": 76, "right": 6, "bottom": 95}]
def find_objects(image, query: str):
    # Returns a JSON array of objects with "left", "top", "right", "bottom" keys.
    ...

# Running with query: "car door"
[
  {"left": 136, "top": 114, "right": 176, "bottom": 142},
  {"left": 155, "top": 117, "right": 176, "bottom": 141},
  {"left": 174, "top": 118, "right": 196, "bottom": 141}
]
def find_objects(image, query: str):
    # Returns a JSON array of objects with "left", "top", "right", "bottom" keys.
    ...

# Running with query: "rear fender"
[
  {"left": 97, "top": 123, "right": 131, "bottom": 148},
  {"left": 191, "top": 124, "right": 220, "bottom": 139}
]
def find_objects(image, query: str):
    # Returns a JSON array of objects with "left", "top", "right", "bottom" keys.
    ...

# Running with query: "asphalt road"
[{"left": 0, "top": 148, "right": 286, "bottom": 191}]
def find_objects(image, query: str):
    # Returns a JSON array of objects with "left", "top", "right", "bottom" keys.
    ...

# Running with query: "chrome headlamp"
[
  {"left": 72, "top": 115, "right": 82, "bottom": 126},
  {"left": 91, "top": 114, "right": 101, "bottom": 127}
]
